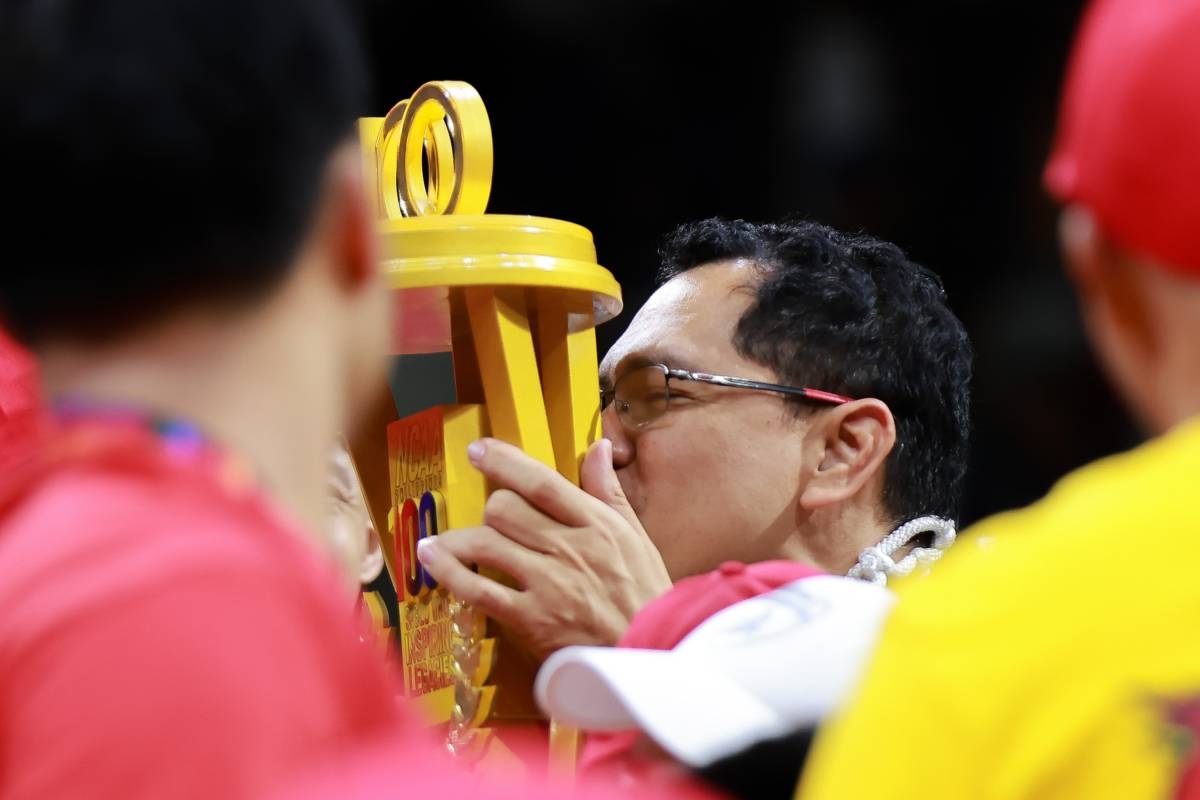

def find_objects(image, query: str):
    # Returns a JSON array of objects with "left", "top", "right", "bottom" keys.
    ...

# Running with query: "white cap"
[{"left": 534, "top": 575, "right": 895, "bottom": 768}]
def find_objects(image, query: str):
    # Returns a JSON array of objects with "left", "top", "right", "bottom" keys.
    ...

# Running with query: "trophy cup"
[{"left": 350, "top": 81, "right": 622, "bottom": 776}]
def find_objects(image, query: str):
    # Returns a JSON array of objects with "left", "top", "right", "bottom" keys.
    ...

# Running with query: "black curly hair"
[
  {"left": 658, "top": 217, "right": 973, "bottom": 524},
  {"left": 0, "top": 0, "right": 370, "bottom": 343}
]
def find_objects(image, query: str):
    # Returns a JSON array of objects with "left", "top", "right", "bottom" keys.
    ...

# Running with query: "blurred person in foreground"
[
  {"left": 797, "top": 1, "right": 1200, "bottom": 797},
  {"left": 0, "top": 2, "right": 727, "bottom": 797},
  {"left": 0, "top": 0, "right": 409, "bottom": 796}
]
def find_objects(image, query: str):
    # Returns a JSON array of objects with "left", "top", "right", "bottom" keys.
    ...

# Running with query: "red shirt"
[
  {"left": 0, "top": 409, "right": 728, "bottom": 799},
  {"left": 0, "top": 330, "right": 40, "bottom": 458},
  {"left": 0, "top": 413, "right": 417, "bottom": 798}
]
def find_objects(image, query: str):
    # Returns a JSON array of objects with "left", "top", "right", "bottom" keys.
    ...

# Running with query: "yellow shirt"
[{"left": 799, "top": 418, "right": 1200, "bottom": 800}]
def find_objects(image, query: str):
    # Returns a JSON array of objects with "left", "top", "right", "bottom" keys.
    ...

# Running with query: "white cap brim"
[
  {"left": 535, "top": 575, "right": 895, "bottom": 767},
  {"left": 536, "top": 646, "right": 785, "bottom": 767}
]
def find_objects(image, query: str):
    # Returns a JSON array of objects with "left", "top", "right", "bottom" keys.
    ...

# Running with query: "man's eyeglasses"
[{"left": 600, "top": 363, "right": 855, "bottom": 430}]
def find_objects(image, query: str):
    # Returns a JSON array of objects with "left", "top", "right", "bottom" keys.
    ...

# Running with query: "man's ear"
[
  {"left": 358, "top": 522, "right": 385, "bottom": 584},
  {"left": 1059, "top": 204, "right": 1155, "bottom": 358},
  {"left": 324, "top": 140, "right": 377, "bottom": 292},
  {"left": 798, "top": 398, "right": 896, "bottom": 511}
]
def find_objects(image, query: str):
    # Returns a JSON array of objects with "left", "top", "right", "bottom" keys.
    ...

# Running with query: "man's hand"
[{"left": 415, "top": 437, "right": 672, "bottom": 661}]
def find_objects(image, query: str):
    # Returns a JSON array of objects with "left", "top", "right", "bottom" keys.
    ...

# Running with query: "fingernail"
[
  {"left": 467, "top": 440, "right": 486, "bottom": 465},
  {"left": 416, "top": 537, "right": 438, "bottom": 566},
  {"left": 600, "top": 438, "right": 614, "bottom": 460}
]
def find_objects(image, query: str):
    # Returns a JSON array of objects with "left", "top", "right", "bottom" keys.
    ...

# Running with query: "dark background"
[{"left": 364, "top": 0, "right": 1141, "bottom": 528}]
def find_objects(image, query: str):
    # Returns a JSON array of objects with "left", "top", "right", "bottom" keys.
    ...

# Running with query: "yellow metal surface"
[
  {"left": 465, "top": 287, "right": 556, "bottom": 468},
  {"left": 548, "top": 719, "right": 582, "bottom": 783},
  {"left": 380, "top": 213, "right": 622, "bottom": 327},
  {"left": 375, "top": 81, "right": 493, "bottom": 219},
  {"left": 536, "top": 289, "right": 602, "bottom": 483},
  {"left": 356, "top": 79, "right": 624, "bottom": 775}
]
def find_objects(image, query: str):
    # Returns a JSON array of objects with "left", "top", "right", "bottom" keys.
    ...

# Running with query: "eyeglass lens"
[{"left": 610, "top": 365, "right": 670, "bottom": 428}]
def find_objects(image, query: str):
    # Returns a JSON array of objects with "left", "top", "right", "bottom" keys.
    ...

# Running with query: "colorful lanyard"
[{"left": 49, "top": 396, "right": 258, "bottom": 494}]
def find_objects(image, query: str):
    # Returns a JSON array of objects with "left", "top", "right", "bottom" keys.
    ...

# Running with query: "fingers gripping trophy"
[{"left": 351, "top": 81, "right": 622, "bottom": 776}]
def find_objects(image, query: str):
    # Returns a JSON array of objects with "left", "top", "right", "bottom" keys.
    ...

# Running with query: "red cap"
[
  {"left": 619, "top": 560, "right": 824, "bottom": 651},
  {"left": 1044, "top": 0, "right": 1200, "bottom": 277}
]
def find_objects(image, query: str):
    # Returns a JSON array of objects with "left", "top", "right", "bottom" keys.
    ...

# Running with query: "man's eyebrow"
[
  {"left": 658, "top": 353, "right": 706, "bottom": 374},
  {"left": 600, "top": 351, "right": 705, "bottom": 385}
]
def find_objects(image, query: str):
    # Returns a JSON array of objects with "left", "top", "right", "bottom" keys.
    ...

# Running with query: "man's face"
[{"left": 599, "top": 260, "right": 817, "bottom": 580}]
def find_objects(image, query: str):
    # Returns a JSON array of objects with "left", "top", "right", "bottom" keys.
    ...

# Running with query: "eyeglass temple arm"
[{"left": 667, "top": 369, "right": 853, "bottom": 405}]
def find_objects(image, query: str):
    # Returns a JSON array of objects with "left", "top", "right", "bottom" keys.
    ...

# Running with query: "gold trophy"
[{"left": 350, "top": 81, "right": 622, "bottom": 776}]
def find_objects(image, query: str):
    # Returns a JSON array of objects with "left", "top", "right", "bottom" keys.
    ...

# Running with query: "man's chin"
[{"left": 638, "top": 513, "right": 722, "bottom": 579}]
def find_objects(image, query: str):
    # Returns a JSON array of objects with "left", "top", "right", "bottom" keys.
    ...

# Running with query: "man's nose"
[{"left": 601, "top": 404, "right": 634, "bottom": 467}]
